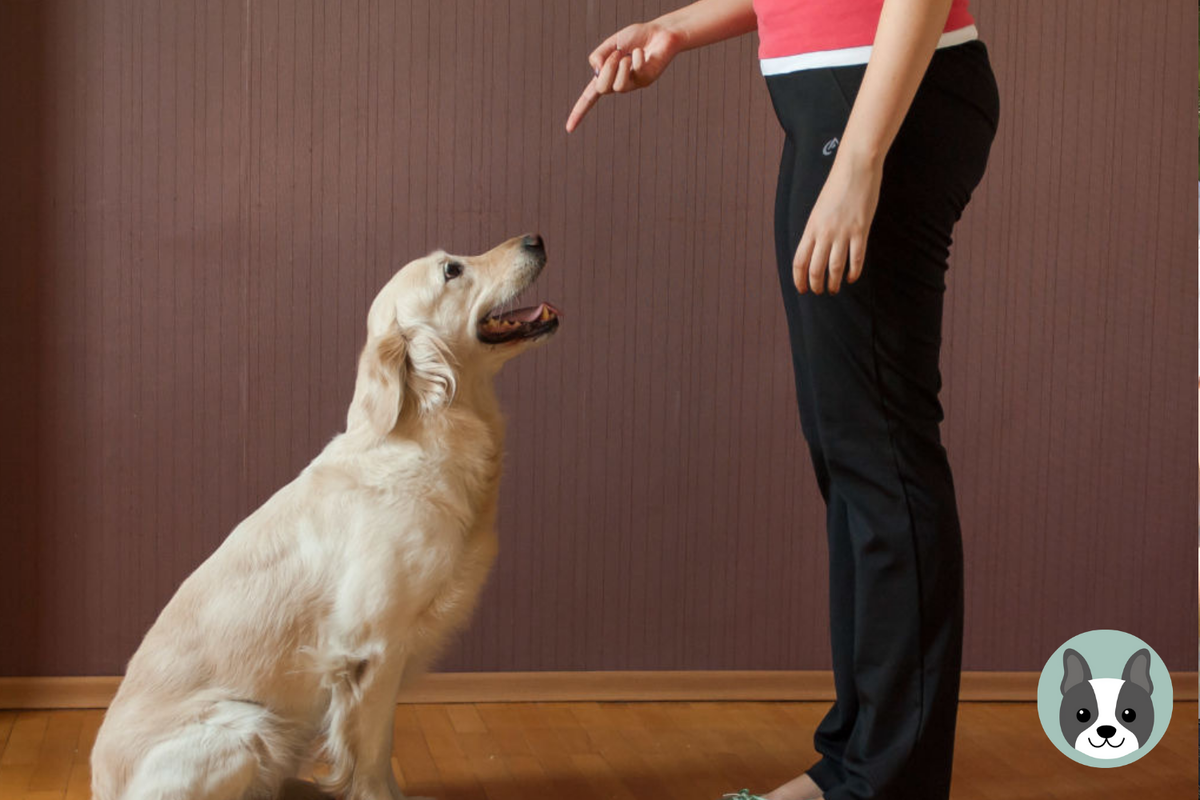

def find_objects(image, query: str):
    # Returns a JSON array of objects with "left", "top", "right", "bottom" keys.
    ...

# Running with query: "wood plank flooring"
[{"left": 0, "top": 702, "right": 1194, "bottom": 799}]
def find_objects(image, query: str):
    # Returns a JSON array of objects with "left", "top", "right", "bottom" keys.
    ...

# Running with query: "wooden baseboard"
[
  {"left": 0, "top": 676, "right": 120, "bottom": 710},
  {"left": 2, "top": 671, "right": 1195, "bottom": 710}
]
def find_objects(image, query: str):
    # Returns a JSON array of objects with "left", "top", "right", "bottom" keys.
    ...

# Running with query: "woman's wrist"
[
  {"left": 649, "top": 15, "right": 691, "bottom": 56},
  {"left": 835, "top": 138, "right": 886, "bottom": 173}
]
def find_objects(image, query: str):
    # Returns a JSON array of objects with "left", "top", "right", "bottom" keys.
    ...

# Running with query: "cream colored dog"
[{"left": 91, "top": 235, "right": 560, "bottom": 800}]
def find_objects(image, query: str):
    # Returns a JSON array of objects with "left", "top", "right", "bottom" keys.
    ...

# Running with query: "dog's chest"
[
  {"left": 404, "top": 521, "right": 498, "bottom": 645},
  {"left": 388, "top": 442, "right": 503, "bottom": 640}
]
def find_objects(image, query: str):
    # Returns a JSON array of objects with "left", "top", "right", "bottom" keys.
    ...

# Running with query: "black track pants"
[{"left": 766, "top": 41, "right": 999, "bottom": 800}]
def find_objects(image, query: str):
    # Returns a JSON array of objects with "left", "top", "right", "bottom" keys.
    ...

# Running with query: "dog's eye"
[
  {"left": 1121, "top": 708, "right": 1135, "bottom": 723},
  {"left": 443, "top": 261, "right": 464, "bottom": 281},
  {"left": 1075, "top": 708, "right": 1091, "bottom": 723}
]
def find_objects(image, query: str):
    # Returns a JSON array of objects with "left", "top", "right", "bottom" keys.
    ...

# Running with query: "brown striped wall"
[{"left": 0, "top": 0, "right": 1195, "bottom": 677}]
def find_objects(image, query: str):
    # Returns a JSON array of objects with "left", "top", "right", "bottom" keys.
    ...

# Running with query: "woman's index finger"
[{"left": 565, "top": 80, "right": 602, "bottom": 132}]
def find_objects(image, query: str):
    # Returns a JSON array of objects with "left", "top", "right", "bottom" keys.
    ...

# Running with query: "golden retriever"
[{"left": 91, "top": 234, "right": 560, "bottom": 800}]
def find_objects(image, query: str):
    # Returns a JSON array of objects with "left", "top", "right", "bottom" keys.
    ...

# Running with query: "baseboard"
[{"left": 2, "top": 671, "right": 1196, "bottom": 710}]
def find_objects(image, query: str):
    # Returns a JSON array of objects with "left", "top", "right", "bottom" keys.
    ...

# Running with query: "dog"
[
  {"left": 91, "top": 234, "right": 560, "bottom": 800},
  {"left": 1059, "top": 647, "right": 1155, "bottom": 759}
]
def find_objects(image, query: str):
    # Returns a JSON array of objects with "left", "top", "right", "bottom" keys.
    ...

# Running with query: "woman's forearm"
[
  {"left": 838, "top": 0, "right": 954, "bottom": 168},
  {"left": 655, "top": 0, "right": 757, "bottom": 53}
]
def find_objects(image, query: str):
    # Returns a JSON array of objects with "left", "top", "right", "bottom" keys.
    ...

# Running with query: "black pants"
[{"left": 766, "top": 41, "right": 999, "bottom": 800}]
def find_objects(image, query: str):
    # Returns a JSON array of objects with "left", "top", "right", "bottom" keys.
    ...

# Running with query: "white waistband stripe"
[{"left": 760, "top": 24, "right": 979, "bottom": 76}]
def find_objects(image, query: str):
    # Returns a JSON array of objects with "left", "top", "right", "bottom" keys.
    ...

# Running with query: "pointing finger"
[{"left": 565, "top": 80, "right": 601, "bottom": 132}]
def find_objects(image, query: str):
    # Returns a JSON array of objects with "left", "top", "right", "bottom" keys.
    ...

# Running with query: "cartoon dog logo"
[{"left": 1059, "top": 647, "right": 1155, "bottom": 759}]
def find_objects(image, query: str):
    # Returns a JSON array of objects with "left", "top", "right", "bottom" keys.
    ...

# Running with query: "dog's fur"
[{"left": 91, "top": 236, "right": 556, "bottom": 800}]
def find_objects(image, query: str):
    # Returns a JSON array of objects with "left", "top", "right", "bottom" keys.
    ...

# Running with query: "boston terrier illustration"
[{"left": 1059, "top": 647, "right": 1155, "bottom": 758}]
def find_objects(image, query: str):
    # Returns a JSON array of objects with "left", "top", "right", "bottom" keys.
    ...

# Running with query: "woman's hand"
[
  {"left": 793, "top": 152, "right": 883, "bottom": 295},
  {"left": 794, "top": 0, "right": 954, "bottom": 294},
  {"left": 565, "top": 21, "right": 684, "bottom": 132},
  {"left": 565, "top": 1, "right": 756, "bottom": 132}
]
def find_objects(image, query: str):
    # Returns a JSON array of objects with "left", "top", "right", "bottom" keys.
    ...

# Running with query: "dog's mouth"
[
  {"left": 1088, "top": 736, "right": 1126, "bottom": 748},
  {"left": 477, "top": 302, "right": 561, "bottom": 344}
]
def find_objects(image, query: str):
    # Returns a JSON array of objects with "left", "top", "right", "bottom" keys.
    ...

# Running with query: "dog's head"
[
  {"left": 347, "top": 234, "right": 559, "bottom": 440},
  {"left": 1059, "top": 648, "right": 1154, "bottom": 759}
]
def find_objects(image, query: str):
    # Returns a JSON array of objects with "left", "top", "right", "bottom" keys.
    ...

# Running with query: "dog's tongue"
[{"left": 507, "top": 303, "right": 560, "bottom": 323}]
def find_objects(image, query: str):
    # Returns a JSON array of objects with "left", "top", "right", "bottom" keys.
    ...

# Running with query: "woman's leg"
[
  {"left": 792, "top": 189, "right": 965, "bottom": 800},
  {"left": 771, "top": 131, "right": 858, "bottom": 800},
  {"left": 767, "top": 42, "right": 999, "bottom": 800}
]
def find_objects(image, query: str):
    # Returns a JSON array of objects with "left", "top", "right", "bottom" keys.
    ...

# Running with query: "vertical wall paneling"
[{"left": 0, "top": 1, "right": 1195, "bottom": 675}]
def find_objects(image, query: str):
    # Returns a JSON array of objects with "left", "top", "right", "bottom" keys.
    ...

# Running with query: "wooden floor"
[{"left": 1, "top": 702, "right": 1195, "bottom": 800}]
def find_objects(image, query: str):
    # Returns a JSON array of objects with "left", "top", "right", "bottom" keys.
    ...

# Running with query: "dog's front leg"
[{"left": 321, "top": 655, "right": 429, "bottom": 800}]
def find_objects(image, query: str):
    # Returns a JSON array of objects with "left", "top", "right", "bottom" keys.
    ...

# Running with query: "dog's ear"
[
  {"left": 347, "top": 323, "right": 456, "bottom": 441},
  {"left": 347, "top": 323, "right": 410, "bottom": 440},
  {"left": 401, "top": 326, "right": 456, "bottom": 416},
  {"left": 1121, "top": 648, "right": 1153, "bottom": 695},
  {"left": 1061, "top": 648, "right": 1092, "bottom": 694}
]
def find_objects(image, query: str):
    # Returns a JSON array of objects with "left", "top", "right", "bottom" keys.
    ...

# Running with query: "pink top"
[{"left": 753, "top": 0, "right": 975, "bottom": 62}]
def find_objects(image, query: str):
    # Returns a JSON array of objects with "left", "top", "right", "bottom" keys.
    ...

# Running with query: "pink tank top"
[{"left": 754, "top": 0, "right": 976, "bottom": 74}]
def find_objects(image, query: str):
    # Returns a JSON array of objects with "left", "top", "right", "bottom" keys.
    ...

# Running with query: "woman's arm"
[
  {"left": 645, "top": 0, "right": 758, "bottom": 54},
  {"left": 839, "top": 0, "right": 955, "bottom": 169},
  {"left": 794, "top": 0, "right": 954, "bottom": 295},
  {"left": 565, "top": 0, "right": 756, "bottom": 132}
]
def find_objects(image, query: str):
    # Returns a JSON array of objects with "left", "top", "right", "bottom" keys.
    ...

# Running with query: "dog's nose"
[
  {"left": 521, "top": 233, "right": 544, "bottom": 251},
  {"left": 1097, "top": 725, "right": 1116, "bottom": 739}
]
